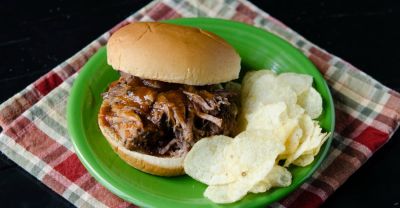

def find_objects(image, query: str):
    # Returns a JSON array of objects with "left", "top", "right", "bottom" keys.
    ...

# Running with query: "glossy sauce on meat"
[{"left": 99, "top": 73, "right": 239, "bottom": 157}]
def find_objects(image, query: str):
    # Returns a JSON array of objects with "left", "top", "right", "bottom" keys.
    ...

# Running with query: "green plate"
[{"left": 67, "top": 18, "right": 334, "bottom": 208}]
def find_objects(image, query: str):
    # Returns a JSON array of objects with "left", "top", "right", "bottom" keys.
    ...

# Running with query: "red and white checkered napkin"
[{"left": 1, "top": 0, "right": 399, "bottom": 207}]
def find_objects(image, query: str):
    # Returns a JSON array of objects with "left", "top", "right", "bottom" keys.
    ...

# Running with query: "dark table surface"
[{"left": 1, "top": 0, "right": 399, "bottom": 207}]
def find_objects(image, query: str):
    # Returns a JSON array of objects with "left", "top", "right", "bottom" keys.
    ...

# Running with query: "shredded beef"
[{"left": 100, "top": 73, "right": 239, "bottom": 157}]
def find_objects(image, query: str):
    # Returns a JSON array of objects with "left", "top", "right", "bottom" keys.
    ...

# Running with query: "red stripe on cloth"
[
  {"left": 309, "top": 54, "right": 330, "bottom": 74},
  {"left": 279, "top": 187, "right": 304, "bottom": 207},
  {"left": 63, "top": 63, "right": 77, "bottom": 76},
  {"left": 0, "top": 90, "right": 41, "bottom": 127},
  {"left": 319, "top": 153, "right": 360, "bottom": 190},
  {"left": 335, "top": 108, "right": 369, "bottom": 139},
  {"left": 34, "top": 71, "right": 63, "bottom": 96},
  {"left": 309, "top": 47, "right": 332, "bottom": 62},
  {"left": 376, "top": 110, "right": 398, "bottom": 130},
  {"left": 3, "top": 116, "right": 31, "bottom": 137},
  {"left": 353, "top": 126, "right": 389, "bottom": 152},
  {"left": 236, "top": 2, "right": 258, "bottom": 19},
  {"left": 4, "top": 117, "right": 61, "bottom": 159},
  {"left": 54, "top": 154, "right": 87, "bottom": 182},
  {"left": 88, "top": 183, "right": 132, "bottom": 208},
  {"left": 334, "top": 108, "right": 356, "bottom": 134},
  {"left": 232, "top": 12, "right": 254, "bottom": 24},
  {"left": 79, "top": 176, "right": 98, "bottom": 191},
  {"left": 56, "top": 63, "right": 77, "bottom": 80},
  {"left": 286, "top": 189, "right": 324, "bottom": 208},
  {"left": 310, "top": 179, "right": 335, "bottom": 196},
  {"left": 42, "top": 173, "right": 68, "bottom": 194},
  {"left": 42, "top": 145, "right": 69, "bottom": 164},
  {"left": 82, "top": 46, "right": 101, "bottom": 64},
  {"left": 147, "top": 3, "right": 181, "bottom": 20},
  {"left": 341, "top": 143, "right": 369, "bottom": 163}
]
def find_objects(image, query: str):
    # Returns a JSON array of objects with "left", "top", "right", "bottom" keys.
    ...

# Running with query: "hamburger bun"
[{"left": 107, "top": 22, "right": 241, "bottom": 85}]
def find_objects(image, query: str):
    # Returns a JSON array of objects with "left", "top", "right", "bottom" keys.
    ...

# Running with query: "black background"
[{"left": 1, "top": 0, "right": 399, "bottom": 207}]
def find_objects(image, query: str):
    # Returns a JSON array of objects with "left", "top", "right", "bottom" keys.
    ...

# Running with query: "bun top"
[{"left": 107, "top": 22, "right": 241, "bottom": 85}]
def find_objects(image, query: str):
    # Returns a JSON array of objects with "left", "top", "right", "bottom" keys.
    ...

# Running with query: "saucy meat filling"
[{"left": 99, "top": 72, "right": 239, "bottom": 157}]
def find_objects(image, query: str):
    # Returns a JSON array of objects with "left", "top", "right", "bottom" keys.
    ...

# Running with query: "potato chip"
[
  {"left": 204, "top": 130, "right": 285, "bottom": 203},
  {"left": 292, "top": 154, "right": 314, "bottom": 167},
  {"left": 306, "top": 132, "right": 331, "bottom": 156},
  {"left": 250, "top": 165, "right": 292, "bottom": 193},
  {"left": 285, "top": 116, "right": 330, "bottom": 166},
  {"left": 288, "top": 104, "right": 305, "bottom": 119},
  {"left": 249, "top": 180, "right": 272, "bottom": 194},
  {"left": 274, "top": 118, "right": 299, "bottom": 144},
  {"left": 299, "top": 114, "right": 315, "bottom": 143},
  {"left": 306, "top": 123, "right": 327, "bottom": 150},
  {"left": 281, "top": 126, "right": 303, "bottom": 157},
  {"left": 245, "top": 86, "right": 297, "bottom": 114},
  {"left": 204, "top": 177, "right": 255, "bottom": 204},
  {"left": 267, "top": 165, "right": 292, "bottom": 187},
  {"left": 241, "top": 71, "right": 297, "bottom": 114},
  {"left": 284, "top": 114, "right": 315, "bottom": 166},
  {"left": 225, "top": 130, "right": 285, "bottom": 179},
  {"left": 245, "top": 102, "right": 288, "bottom": 131},
  {"left": 289, "top": 130, "right": 329, "bottom": 167},
  {"left": 298, "top": 87, "right": 323, "bottom": 119},
  {"left": 277, "top": 73, "right": 313, "bottom": 95},
  {"left": 183, "top": 135, "right": 235, "bottom": 185},
  {"left": 241, "top": 70, "right": 277, "bottom": 100}
]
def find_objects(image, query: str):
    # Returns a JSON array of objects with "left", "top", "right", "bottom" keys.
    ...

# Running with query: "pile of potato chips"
[{"left": 184, "top": 70, "right": 330, "bottom": 203}]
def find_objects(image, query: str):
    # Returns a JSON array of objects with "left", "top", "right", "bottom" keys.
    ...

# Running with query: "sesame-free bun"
[
  {"left": 107, "top": 22, "right": 241, "bottom": 85},
  {"left": 98, "top": 102, "right": 185, "bottom": 176}
]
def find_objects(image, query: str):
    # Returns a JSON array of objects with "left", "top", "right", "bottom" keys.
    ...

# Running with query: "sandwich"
[{"left": 98, "top": 22, "right": 241, "bottom": 176}]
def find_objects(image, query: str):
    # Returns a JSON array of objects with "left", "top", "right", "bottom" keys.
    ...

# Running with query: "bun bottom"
[{"left": 98, "top": 102, "right": 185, "bottom": 176}]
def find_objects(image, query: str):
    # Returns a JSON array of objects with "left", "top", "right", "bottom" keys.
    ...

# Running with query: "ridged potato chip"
[
  {"left": 224, "top": 130, "right": 286, "bottom": 179},
  {"left": 275, "top": 118, "right": 299, "bottom": 143},
  {"left": 305, "top": 132, "right": 331, "bottom": 156},
  {"left": 292, "top": 153, "right": 314, "bottom": 167},
  {"left": 249, "top": 180, "right": 272, "bottom": 194},
  {"left": 250, "top": 165, "right": 292, "bottom": 193},
  {"left": 246, "top": 85, "right": 297, "bottom": 114},
  {"left": 284, "top": 114, "right": 315, "bottom": 166},
  {"left": 245, "top": 102, "right": 288, "bottom": 131},
  {"left": 243, "top": 102, "right": 299, "bottom": 143},
  {"left": 204, "top": 177, "right": 254, "bottom": 204},
  {"left": 242, "top": 72, "right": 297, "bottom": 114},
  {"left": 281, "top": 126, "right": 303, "bottom": 157},
  {"left": 204, "top": 130, "right": 285, "bottom": 203},
  {"left": 289, "top": 131, "right": 330, "bottom": 167},
  {"left": 298, "top": 87, "right": 323, "bottom": 119},
  {"left": 288, "top": 104, "right": 305, "bottom": 119},
  {"left": 184, "top": 136, "right": 235, "bottom": 185},
  {"left": 284, "top": 115, "right": 329, "bottom": 167},
  {"left": 277, "top": 72, "right": 313, "bottom": 95},
  {"left": 241, "top": 70, "right": 277, "bottom": 100}
]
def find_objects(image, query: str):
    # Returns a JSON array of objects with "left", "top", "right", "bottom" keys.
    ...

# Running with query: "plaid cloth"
[{"left": 1, "top": 0, "right": 399, "bottom": 207}]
